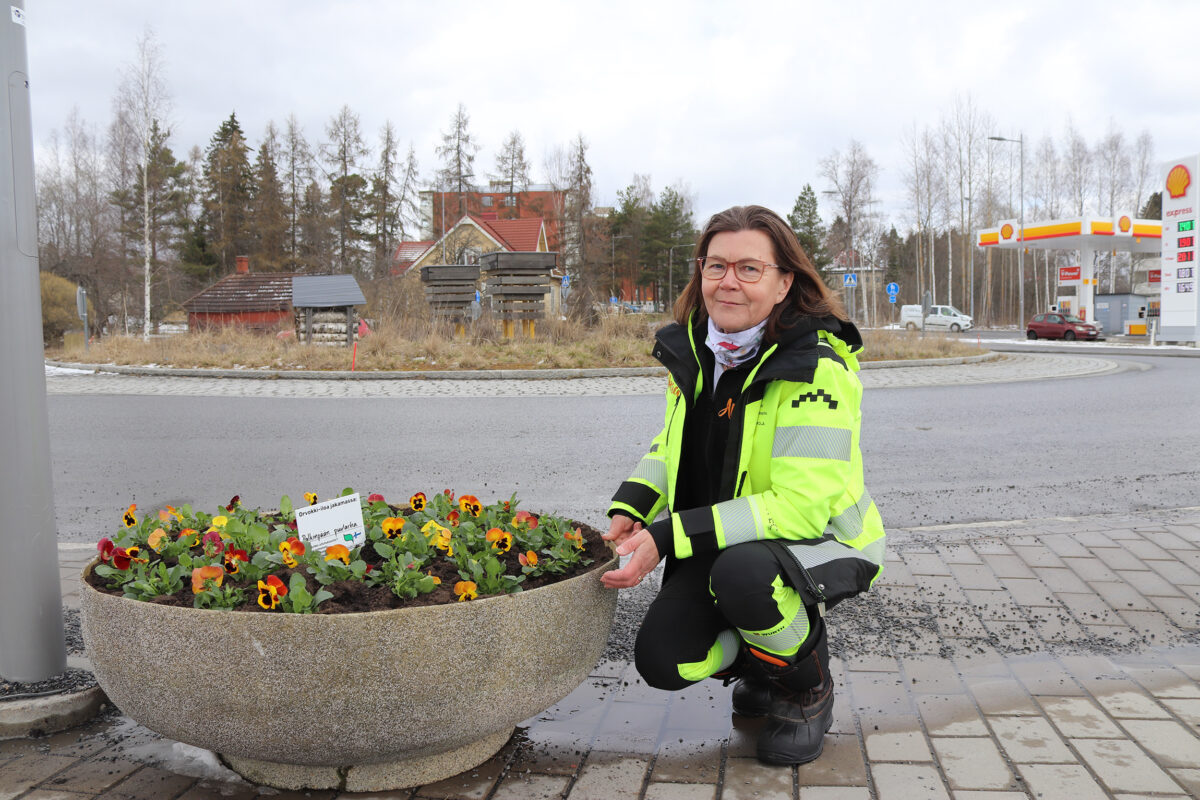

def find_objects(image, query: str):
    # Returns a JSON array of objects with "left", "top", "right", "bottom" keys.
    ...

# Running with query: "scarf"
[{"left": 706, "top": 317, "right": 767, "bottom": 386}]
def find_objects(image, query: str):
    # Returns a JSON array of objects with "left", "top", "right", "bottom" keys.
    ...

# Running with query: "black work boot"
[
  {"left": 754, "top": 625, "right": 834, "bottom": 765},
  {"left": 730, "top": 651, "right": 772, "bottom": 717},
  {"left": 711, "top": 646, "right": 772, "bottom": 717}
]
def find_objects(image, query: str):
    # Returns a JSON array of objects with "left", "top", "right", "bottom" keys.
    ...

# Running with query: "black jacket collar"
[{"left": 652, "top": 309, "right": 858, "bottom": 401}]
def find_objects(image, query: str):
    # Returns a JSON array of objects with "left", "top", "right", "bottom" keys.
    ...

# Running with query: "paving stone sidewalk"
[
  {"left": 44, "top": 352, "right": 1125, "bottom": 397},
  {"left": 6, "top": 506, "right": 1198, "bottom": 800}
]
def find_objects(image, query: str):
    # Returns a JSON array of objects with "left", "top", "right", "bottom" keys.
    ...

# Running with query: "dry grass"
[{"left": 49, "top": 317, "right": 983, "bottom": 371}]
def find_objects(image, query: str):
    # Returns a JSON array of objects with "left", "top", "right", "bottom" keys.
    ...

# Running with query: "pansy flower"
[
  {"left": 191, "top": 565, "right": 224, "bottom": 594},
  {"left": 459, "top": 495, "right": 482, "bottom": 516},
  {"left": 409, "top": 492, "right": 427, "bottom": 512},
  {"left": 97, "top": 537, "right": 116, "bottom": 563},
  {"left": 147, "top": 528, "right": 168, "bottom": 552},
  {"left": 279, "top": 536, "right": 306, "bottom": 568},
  {"left": 453, "top": 580, "right": 477, "bottom": 602},
  {"left": 421, "top": 520, "right": 449, "bottom": 539},
  {"left": 486, "top": 527, "right": 513, "bottom": 554},
  {"left": 304, "top": 492, "right": 318, "bottom": 505},
  {"left": 564, "top": 528, "right": 585, "bottom": 550},
  {"left": 225, "top": 495, "right": 240, "bottom": 512},
  {"left": 367, "top": 493, "right": 385, "bottom": 503},
  {"left": 443, "top": 489, "right": 456, "bottom": 503},
  {"left": 202, "top": 531, "right": 226, "bottom": 558},
  {"left": 446, "top": 510, "right": 460, "bottom": 527},
  {"left": 381, "top": 517, "right": 406, "bottom": 538},
  {"left": 224, "top": 547, "right": 249, "bottom": 574},
  {"left": 519, "top": 550, "right": 538, "bottom": 567},
  {"left": 324, "top": 544, "right": 351, "bottom": 565},
  {"left": 177, "top": 528, "right": 200, "bottom": 547},
  {"left": 210, "top": 515, "right": 229, "bottom": 530},
  {"left": 112, "top": 546, "right": 146, "bottom": 570},
  {"left": 122, "top": 504, "right": 138, "bottom": 527},
  {"left": 427, "top": 571, "right": 441, "bottom": 585},
  {"left": 157, "top": 506, "right": 182, "bottom": 524},
  {"left": 257, "top": 575, "right": 288, "bottom": 609},
  {"left": 512, "top": 510, "right": 538, "bottom": 529}
]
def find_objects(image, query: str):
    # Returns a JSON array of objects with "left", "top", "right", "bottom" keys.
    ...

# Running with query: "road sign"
[
  {"left": 889, "top": 295, "right": 897, "bottom": 303},
  {"left": 843, "top": 273, "right": 858, "bottom": 288},
  {"left": 886, "top": 282, "right": 899, "bottom": 296}
]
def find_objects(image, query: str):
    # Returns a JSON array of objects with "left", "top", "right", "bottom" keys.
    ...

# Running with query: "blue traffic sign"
[
  {"left": 886, "top": 282, "right": 899, "bottom": 295},
  {"left": 843, "top": 273, "right": 858, "bottom": 288}
]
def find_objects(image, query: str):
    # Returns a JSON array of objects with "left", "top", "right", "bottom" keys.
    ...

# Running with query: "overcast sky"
[{"left": 21, "top": 0, "right": 1200, "bottom": 231}]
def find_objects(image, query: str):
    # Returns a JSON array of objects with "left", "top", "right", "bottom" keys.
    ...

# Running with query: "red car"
[{"left": 1026, "top": 313, "right": 1100, "bottom": 340}]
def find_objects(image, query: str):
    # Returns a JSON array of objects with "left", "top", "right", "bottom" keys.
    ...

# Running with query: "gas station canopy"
[{"left": 975, "top": 213, "right": 1161, "bottom": 328}]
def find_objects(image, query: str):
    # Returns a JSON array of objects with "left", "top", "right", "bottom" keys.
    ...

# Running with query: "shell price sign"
[{"left": 1161, "top": 154, "right": 1199, "bottom": 340}]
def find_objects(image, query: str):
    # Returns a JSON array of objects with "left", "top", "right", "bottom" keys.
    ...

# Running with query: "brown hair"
[{"left": 673, "top": 205, "right": 846, "bottom": 339}]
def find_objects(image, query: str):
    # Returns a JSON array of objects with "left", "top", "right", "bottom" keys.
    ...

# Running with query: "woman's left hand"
[{"left": 599, "top": 528, "right": 661, "bottom": 589}]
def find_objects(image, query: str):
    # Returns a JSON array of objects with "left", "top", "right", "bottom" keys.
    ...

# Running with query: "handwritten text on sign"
[{"left": 295, "top": 493, "right": 366, "bottom": 552}]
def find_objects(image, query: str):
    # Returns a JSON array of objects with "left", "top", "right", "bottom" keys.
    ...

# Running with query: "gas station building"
[{"left": 976, "top": 153, "right": 1200, "bottom": 344}]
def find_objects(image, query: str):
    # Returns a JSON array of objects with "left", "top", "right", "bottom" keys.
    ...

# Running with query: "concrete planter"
[{"left": 79, "top": 553, "right": 617, "bottom": 791}]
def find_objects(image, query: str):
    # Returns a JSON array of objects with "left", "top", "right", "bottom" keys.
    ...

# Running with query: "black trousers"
[{"left": 634, "top": 541, "right": 808, "bottom": 691}]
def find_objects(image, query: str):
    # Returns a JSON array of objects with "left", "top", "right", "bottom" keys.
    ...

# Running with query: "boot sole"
[{"left": 755, "top": 713, "right": 834, "bottom": 765}]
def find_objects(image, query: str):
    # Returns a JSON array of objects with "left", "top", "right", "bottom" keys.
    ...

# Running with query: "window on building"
[
  {"left": 481, "top": 196, "right": 494, "bottom": 208},
  {"left": 504, "top": 195, "right": 517, "bottom": 207}
]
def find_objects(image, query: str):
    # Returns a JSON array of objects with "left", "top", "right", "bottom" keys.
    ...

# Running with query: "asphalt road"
[{"left": 47, "top": 353, "right": 1198, "bottom": 542}]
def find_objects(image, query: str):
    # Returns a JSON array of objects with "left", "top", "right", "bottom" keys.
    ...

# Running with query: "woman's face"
[{"left": 701, "top": 229, "right": 794, "bottom": 333}]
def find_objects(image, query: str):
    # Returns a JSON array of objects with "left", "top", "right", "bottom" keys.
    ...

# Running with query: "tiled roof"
[
  {"left": 390, "top": 240, "right": 436, "bottom": 275},
  {"left": 182, "top": 273, "right": 299, "bottom": 313},
  {"left": 292, "top": 275, "right": 366, "bottom": 307},
  {"left": 480, "top": 217, "right": 544, "bottom": 251}
]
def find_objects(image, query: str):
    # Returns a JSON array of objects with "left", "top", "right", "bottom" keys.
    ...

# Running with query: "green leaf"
[
  {"left": 373, "top": 540, "right": 394, "bottom": 559},
  {"left": 341, "top": 487, "right": 354, "bottom": 497},
  {"left": 279, "top": 495, "right": 293, "bottom": 516},
  {"left": 94, "top": 564, "right": 117, "bottom": 578}
]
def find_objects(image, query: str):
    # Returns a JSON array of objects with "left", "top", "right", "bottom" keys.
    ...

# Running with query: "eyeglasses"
[{"left": 697, "top": 257, "right": 780, "bottom": 283}]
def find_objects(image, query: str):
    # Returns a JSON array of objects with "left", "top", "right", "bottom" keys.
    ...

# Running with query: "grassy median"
[{"left": 47, "top": 315, "right": 985, "bottom": 372}]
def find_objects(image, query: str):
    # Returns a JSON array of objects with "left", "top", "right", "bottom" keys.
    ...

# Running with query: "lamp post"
[
  {"left": 989, "top": 134, "right": 1025, "bottom": 327},
  {"left": 610, "top": 234, "right": 630, "bottom": 302},
  {"left": 667, "top": 241, "right": 696, "bottom": 312}
]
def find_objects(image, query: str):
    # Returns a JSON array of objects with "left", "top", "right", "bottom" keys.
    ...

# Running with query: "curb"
[
  {"left": 0, "top": 685, "right": 107, "bottom": 740},
  {"left": 45, "top": 351, "right": 1001, "bottom": 381}
]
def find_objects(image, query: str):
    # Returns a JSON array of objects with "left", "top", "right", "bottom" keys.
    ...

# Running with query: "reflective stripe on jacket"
[{"left": 608, "top": 312, "right": 886, "bottom": 605}]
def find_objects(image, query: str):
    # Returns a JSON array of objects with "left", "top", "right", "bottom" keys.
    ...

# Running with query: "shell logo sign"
[
  {"left": 1000, "top": 223, "right": 1014, "bottom": 240},
  {"left": 1167, "top": 164, "right": 1191, "bottom": 199},
  {"left": 1118, "top": 215, "right": 1131, "bottom": 232}
]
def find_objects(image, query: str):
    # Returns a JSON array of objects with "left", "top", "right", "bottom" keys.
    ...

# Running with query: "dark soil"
[{"left": 83, "top": 521, "right": 613, "bottom": 614}]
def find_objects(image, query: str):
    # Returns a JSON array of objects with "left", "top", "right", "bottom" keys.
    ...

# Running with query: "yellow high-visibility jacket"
[{"left": 608, "top": 311, "right": 886, "bottom": 607}]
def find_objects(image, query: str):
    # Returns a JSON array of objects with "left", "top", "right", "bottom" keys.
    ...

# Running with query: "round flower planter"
[{"left": 79, "top": 553, "right": 617, "bottom": 791}]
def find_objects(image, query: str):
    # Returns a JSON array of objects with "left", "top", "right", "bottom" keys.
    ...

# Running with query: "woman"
[{"left": 600, "top": 205, "right": 885, "bottom": 765}]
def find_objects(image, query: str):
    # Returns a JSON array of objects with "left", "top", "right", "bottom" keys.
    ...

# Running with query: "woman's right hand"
[{"left": 602, "top": 514, "right": 642, "bottom": 548}]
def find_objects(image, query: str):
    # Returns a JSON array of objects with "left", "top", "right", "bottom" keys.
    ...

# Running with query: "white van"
[{"left": 900, "top": 304, "right": 973, "bottom": 332}]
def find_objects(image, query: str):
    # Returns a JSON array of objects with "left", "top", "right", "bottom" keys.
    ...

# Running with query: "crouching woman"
[{"left": 601, "top": 204, "right": 885, "bottom": 765}]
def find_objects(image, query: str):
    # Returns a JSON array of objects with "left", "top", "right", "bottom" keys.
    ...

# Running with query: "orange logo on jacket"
[{"left": 718, "top": 399, "right": 735, "bottom": 418}]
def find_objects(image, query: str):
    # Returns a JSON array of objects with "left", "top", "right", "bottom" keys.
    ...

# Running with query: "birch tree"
[
  {"left": 116, "top": 26, "right": 171, "bottom": 338},
  {"left": 819, "top": 140, "right": 878, "bottom": 323}
]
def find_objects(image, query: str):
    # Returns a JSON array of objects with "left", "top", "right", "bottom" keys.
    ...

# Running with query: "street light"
[
  {"left": 989, "top": 134, "right": 1025, "bottom": 327},
  {"left": 611, "top": 234, "right": 631, "bottom": 301},
  {"left": 667, "top": 241, "right": 696, "bottom": 311}
]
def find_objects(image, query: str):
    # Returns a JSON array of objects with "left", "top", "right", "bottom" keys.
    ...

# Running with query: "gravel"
[{"left": 0, "top": 609, "right": 98, "bottom": 700}]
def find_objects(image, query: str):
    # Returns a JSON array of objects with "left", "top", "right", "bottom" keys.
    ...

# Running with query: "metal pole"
[
  {"left": 1018, "top": 134, "right": 1025, "bottom": 329},
  {"left": 0, "top": 1, "right": 67, "bottom": 681}
]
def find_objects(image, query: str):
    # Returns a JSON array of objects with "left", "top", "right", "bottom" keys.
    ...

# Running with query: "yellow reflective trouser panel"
[
  {"left": 676, "top": 628, "right": 741, "bottom": 682},
  {"left": 738, "top": 575, "right": 811, "bottom": 658}
]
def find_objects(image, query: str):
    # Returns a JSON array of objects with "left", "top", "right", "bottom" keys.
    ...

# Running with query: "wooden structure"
[
  {"left": 420, "top": 265, "right": 480, "bottom": 334},
  {"left": 292, "top": 275, "right": 367, "bottom": 347},
  {"left": 483, "top": 251, "right": 556, "bottom": 338},
  {"left": 182, "top": 257, "right": 296, "bottom": 332}
]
